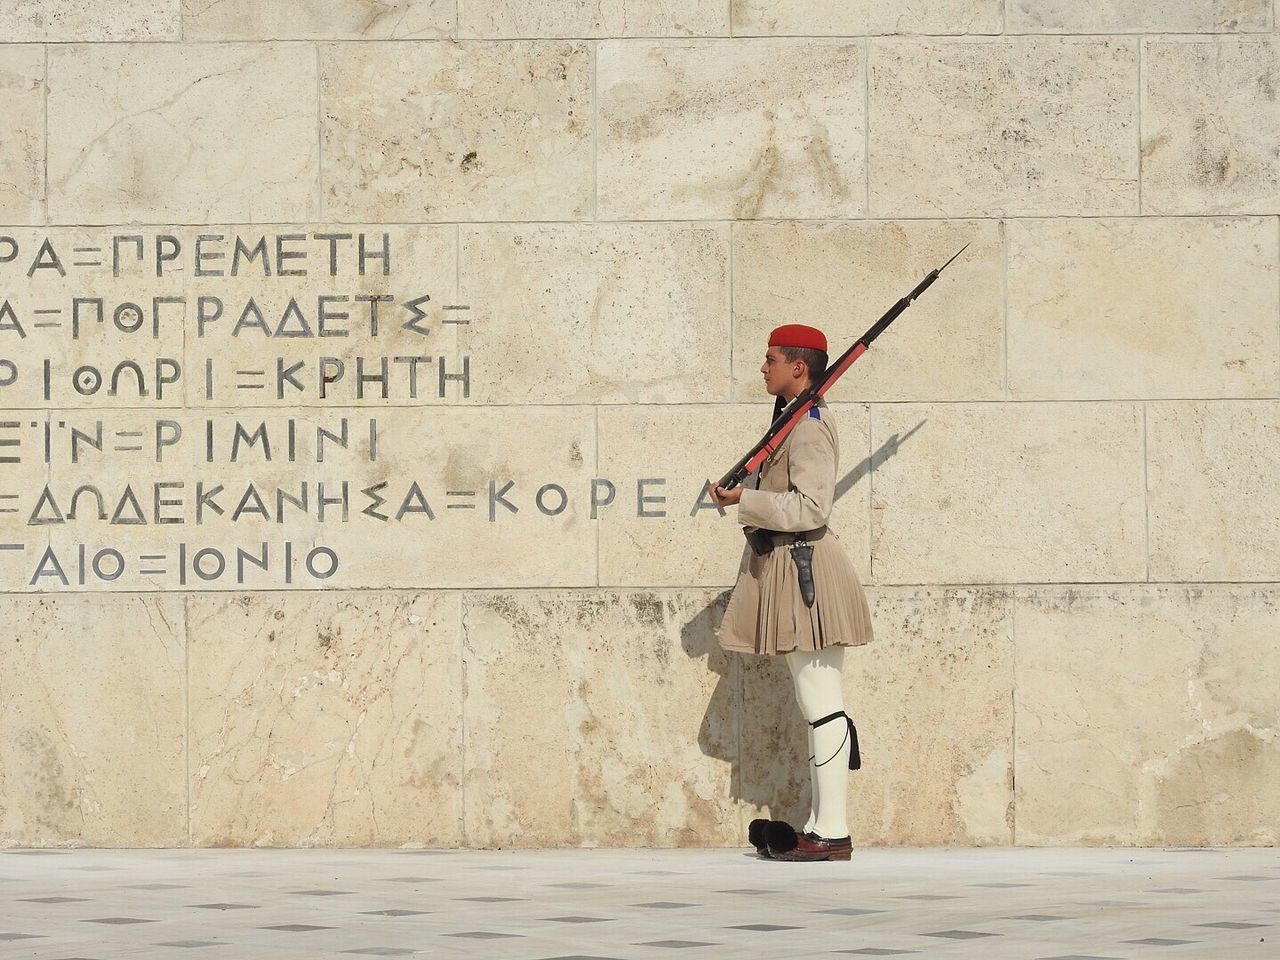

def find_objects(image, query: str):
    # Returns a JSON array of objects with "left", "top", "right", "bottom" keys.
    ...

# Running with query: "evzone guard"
[{"left": 710, "top": 249, "right": 966, "bottom": 861}]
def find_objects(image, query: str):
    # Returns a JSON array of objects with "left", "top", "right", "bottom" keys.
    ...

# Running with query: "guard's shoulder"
[{"left": 791, "top": 410, "right": 833, "bottom": 443}]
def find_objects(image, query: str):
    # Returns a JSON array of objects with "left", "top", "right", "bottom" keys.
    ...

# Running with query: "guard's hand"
[{"left": 710, "top": 482, "right": 742, "bottom": 508}]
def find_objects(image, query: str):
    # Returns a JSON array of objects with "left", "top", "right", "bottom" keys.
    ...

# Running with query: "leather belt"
[
  {"left": 745, "top": 525, "right": 828, "bottom": 556},
  {"left": 767, "top": 525, "right": 827, "bottom": 546}
]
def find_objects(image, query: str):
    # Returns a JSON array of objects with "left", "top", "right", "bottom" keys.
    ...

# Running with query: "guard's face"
[{"left": 760, "top": 346, "right": 805, "bottom": 396}]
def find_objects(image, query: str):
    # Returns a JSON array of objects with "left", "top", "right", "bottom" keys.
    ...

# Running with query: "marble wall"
[{"left": 1, "top": 2, "right": 1277, "bottom": 849}]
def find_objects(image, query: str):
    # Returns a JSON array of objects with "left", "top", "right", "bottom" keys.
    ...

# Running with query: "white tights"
[{"left": 784, "top": 645, "right": 850, "bottom": 839}]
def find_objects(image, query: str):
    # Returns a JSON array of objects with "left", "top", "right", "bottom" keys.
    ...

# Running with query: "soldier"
[{"left": 711, "top": 323, "right": 874, "bottom": 862}]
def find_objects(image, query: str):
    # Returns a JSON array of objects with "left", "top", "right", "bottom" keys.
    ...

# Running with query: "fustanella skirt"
[{"left": 717, "top": 528, "right": 875, "bottom": 656}]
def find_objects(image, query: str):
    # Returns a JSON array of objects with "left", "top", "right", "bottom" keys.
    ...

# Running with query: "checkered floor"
[{"left": 1, "top": 846, "right": 1277, "bottom": 959}]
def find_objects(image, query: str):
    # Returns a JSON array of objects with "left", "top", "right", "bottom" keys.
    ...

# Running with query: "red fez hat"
[{"left": 768, "top": 323, "right": 827, "bottom": 353}]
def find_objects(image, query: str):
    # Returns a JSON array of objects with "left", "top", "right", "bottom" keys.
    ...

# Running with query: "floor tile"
[{"left": 0, "top": 847, "right": 1275, "bottom": 959}]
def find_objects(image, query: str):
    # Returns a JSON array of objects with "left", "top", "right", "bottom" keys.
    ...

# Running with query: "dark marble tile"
[
  {"left": 633, "top": 902, "right": 697, "bottom": 909},
  {"left": 638, "top": 942, "right": 720, "bottom": 949},
  {"left": 361, "top": 909, "right": 431, "bottom": 916},
  {"left": 1042, "top": 871, "right": 1100, "bottom": 877},
  {"left": 124, "top": 883, "right": 189, "bottom": 889},
  {"left": 445, "top": 931, "right": 524, "bottom": 939},
  {"left": 155, "top": 941, "right": 224, "bottom": 949},
  {"left": 1218, "top": 875, "right": 1275, "bottom": 881},
  {"left": 1006, "top": 915, "right": 1070, "bottom": 921},
  {"left": 540, "top": 917, "right": 613, "bottom": 923},
  {"left": 189, "top": 903, "right": 259, "bottom": 910},
  {"left": 287, "top": 889, "right": 354, "bottom": 896},
  {"left": 922, "top": 930, "right": 999, "bottom": 939}
]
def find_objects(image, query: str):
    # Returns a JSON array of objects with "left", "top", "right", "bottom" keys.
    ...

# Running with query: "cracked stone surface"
[
  {"left": 869, "top": 37, "right": 1139, "bottom": 217},
  {"left": 0, "top": 0, "right": 179, "bottom": 41},
  {"left": 461, "top": 590, "right": 738, "bottom": 848},
  {"left": 597, "top": 39, "right": 865, "bottom": 220},
  {"left": 188, "top": 592, "right": 463, "bottom": 847},
  {"left": 1142, "top": 37, "right": 1280, "bottom": 215},
  {"left": 1014, "top": 586, "right": 1280, "bottom": 845},
  {"left": 1147, "top": 401, "right": 1280, "bottom": 581},
  {"left": 1007, "top": 217, "right": 1280, "bottom": 400},
  {"left": 320, "top": 40, "right": 592, "bottom": 222},
  {"left": 869, "top": 402, "right": 1147, "bottom": 585},
  {"left": 459, "top": 223, "right": 730, "bottom": 404},
  {"left": 46, "top": 44, "right": 318, "bottom": 224},
  {"left": 0, "top": 46, "right": 45, "bottom": 224},
  {"left": 460, "top": 0, "right": 727, "bottom": 37},
  {"left": 182, "top": 0, "right": 453, "bottom": 40},
  {"left": 1008, "top": 0, "right": 1271, "bottom": 34},
  {"left": 0, "top": 596, "right": 186, "bottom": 846},
  {"left": 731, "top": 0, "right": 1001, "bottom": 36}
]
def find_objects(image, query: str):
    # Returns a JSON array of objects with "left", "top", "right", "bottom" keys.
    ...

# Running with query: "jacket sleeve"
[{"left": 737, "top": 418, "right": 835, "bottom": 532}]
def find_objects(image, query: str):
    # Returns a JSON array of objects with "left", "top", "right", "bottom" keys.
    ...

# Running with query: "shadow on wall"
[{"left": 680, "top": 421, "right": 926, "bottom": 829}]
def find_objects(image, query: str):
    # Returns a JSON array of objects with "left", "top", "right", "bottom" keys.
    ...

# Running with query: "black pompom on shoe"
[
  {"left": 748, "top": 818, "right": 771, "bottom": 856},
  {"left": 764, "top": 820, "right": 800, "bottom": 856}
]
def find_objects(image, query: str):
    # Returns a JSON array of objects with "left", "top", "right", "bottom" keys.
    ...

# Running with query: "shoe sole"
[{"left": 771, "top": 848, "right": 852, "bottom": 861}]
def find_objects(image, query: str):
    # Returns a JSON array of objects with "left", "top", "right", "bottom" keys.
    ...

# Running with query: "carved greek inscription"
[{"left": 0, "top": 229, "right": 725, "bottom": 589}]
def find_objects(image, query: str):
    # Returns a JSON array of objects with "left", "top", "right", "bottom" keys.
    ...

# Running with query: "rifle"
[{"left": 716, "top": 244, "right": 969, "bottom": 491}]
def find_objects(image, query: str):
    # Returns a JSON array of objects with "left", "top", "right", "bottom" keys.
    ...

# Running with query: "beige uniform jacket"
[{"left": 716, "top": 398, "right": 875, "bottom": 656}]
